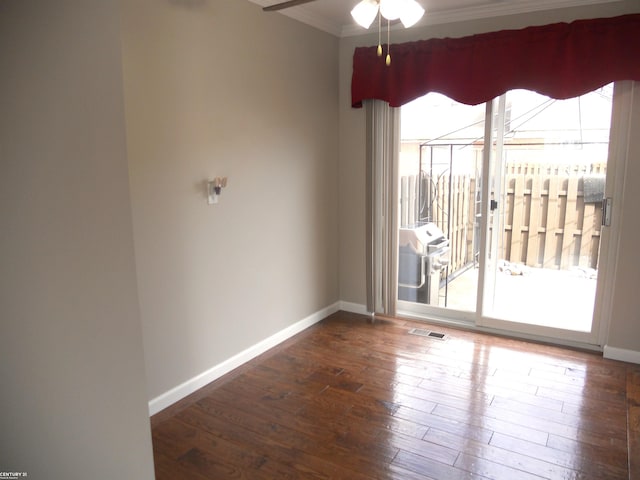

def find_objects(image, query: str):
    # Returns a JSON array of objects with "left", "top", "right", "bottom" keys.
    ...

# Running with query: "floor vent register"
[{"left": 408, "top": 328, "right": 447, "bottom": 340}]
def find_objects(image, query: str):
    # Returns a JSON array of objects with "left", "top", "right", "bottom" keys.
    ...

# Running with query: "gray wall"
[
  {"left": 0, "top": 1, "right": 155, "bottom": 478},
  {"left": 120, "top": 0, "right": 340, "bottom": 401},
  {"left": 338, "top": 2, "right": 640, "bottom": 351}
]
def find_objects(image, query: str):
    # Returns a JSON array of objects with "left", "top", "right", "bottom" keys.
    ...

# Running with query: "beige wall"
[
  {"left": 338, "top": 2, "right": 640, "bottom": 352},
  {"left": 120, "top": 0, "right": 339, "bottom": 401},
  {"left": 0, "top": 1, "right": 155, "bottom": 478}
]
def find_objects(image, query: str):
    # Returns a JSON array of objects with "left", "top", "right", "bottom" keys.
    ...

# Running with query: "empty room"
[{"left": 2, "top": 0, "right": 640, "bottom": 479}]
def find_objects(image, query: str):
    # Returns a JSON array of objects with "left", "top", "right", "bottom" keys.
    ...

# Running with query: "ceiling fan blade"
[{"left": 263, "top": 0, "right": 319, "bottom": 12}]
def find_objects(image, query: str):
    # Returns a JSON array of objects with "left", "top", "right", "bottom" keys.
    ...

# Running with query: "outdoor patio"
[{"left": 443, "top": 265, "right": 597, "bottom": 332}]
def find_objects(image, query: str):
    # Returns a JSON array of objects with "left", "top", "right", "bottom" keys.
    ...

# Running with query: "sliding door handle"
[{"left": 602, "top": 197, "right": 612, "bottom": 227}]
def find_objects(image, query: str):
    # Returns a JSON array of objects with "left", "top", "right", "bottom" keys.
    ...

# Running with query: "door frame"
[{"left": 396, "top": 82, "right": 633, "bottom": 349}]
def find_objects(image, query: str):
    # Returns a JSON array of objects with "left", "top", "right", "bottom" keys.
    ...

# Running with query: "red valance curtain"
[{"left": 352, "top": 14, "right": 640, "bottom": 108}]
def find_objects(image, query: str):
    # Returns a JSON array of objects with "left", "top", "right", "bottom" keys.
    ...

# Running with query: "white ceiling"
[{"left": 249, "top": 0, "right": 620, "bottom": 37}]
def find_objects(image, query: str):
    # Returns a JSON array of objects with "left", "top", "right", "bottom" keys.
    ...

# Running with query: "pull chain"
[
  {"left": 377, "top": 10, "right": 382, "bottom": 57},
  {"left": 386, "top": 18, "right": 391, "bottom": 66}
]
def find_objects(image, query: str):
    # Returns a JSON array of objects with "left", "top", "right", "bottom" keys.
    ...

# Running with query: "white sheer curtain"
[{"left": 365, "top": 100, "right": 400, "bottom": 316}]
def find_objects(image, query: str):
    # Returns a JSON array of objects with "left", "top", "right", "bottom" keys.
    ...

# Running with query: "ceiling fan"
[
  {"left": 263, "top": 0, "right": 426, "bottom": 65},
  {"left": 262, "top": 0, "right": 425, "bottom": 29}
]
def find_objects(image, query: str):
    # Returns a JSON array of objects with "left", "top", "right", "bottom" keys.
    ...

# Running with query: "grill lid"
[{"left": 399, "top": 223, "right": 447, "bottom": 254}]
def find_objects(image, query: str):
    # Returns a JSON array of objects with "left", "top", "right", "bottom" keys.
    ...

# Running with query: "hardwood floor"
[
  {"left": 151, "top": 311, "right": 639, "bottom": 479},
  {"left": 629, "top": 367, "right": 640, "bottom": 480}
]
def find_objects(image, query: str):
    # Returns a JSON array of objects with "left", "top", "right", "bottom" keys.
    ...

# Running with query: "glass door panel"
[
  {"left": 398, "top": 94, "right": 485, "bottom": 316},
  {"left": 483, "top": 86, "right": 613, "bottom": 336}
]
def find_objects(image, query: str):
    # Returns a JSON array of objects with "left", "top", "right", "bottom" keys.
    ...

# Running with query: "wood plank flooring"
[
  {"left": 629, "top": 367, "right": 640, "bottom": 480},
  {"left": 151, "top": 311, "right": 639, "bottom": 479}
]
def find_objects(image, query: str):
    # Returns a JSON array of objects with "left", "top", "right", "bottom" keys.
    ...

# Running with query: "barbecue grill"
[{"left": 398, "top": 223, "right": 450, "bottom": 305}]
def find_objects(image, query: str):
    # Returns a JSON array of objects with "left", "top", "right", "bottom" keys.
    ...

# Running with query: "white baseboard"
[
  {"left": 603, "top": 345, "right": 640, "bottom": 364},
  {"left": 339, "top": 301, "right": 369, "bottom": 315},
  {"left": 148, "top": 301, "right": 341, "bottom": 416}
]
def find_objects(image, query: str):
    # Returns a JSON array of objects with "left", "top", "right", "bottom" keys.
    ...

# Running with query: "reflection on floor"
[
  {"left": 443, "top": 266, "right": 596, "bottom": 332},
  {"left": 151, "top": 311, "right": 634, "bottom": 480}
]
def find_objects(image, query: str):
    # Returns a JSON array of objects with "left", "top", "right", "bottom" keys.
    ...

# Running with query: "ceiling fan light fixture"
[
  {"left": 351, "top": 0, "right": 378, "bottom": 29},
  {"left": 379, "top": 0, "right": 404, "bottom": 21},
  {"left": 350, "top": 0, "right": 426, "bottom": 67},
  {"left": 400, "top": 0, "right": 425, "bottom": 27}
]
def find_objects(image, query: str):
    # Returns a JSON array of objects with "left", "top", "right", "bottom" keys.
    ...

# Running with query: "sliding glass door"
[{"left": 397, "top": 84, "right": 619, "bottom": 345}]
